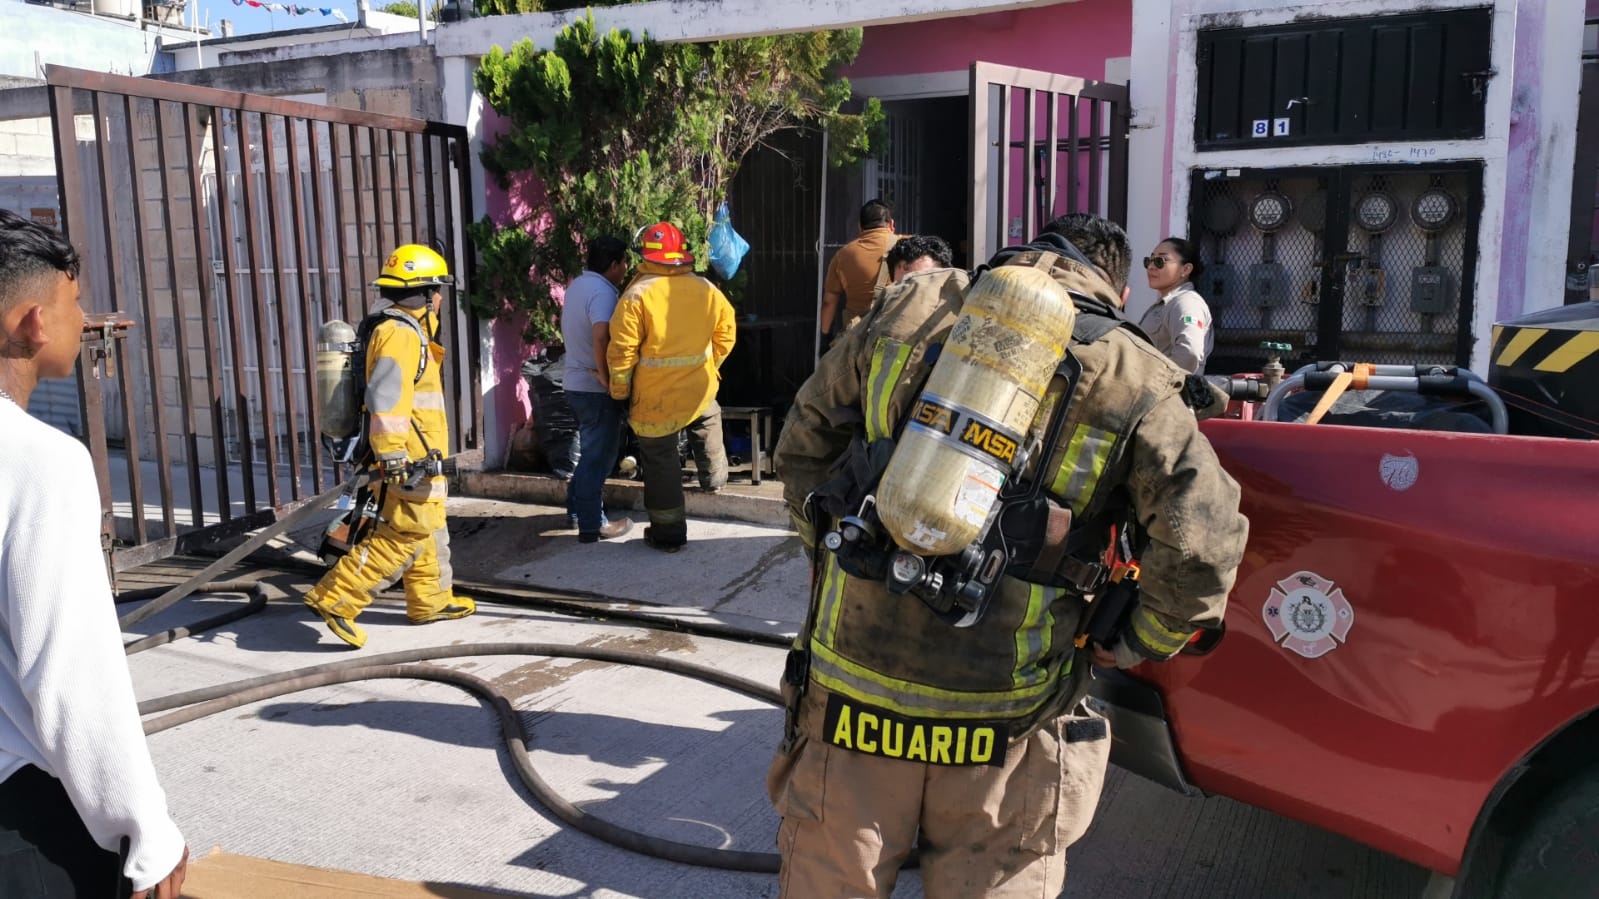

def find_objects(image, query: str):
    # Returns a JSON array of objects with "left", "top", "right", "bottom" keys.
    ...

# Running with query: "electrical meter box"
[
  {"left": 1410, "top": 266, "right": 1454, "bottom": 315},
  {"left": 1198, "top": 263, "right": 1240, "bottom": 309},
  {"left": 1249, "top": 262, "right": 1289, "bottom": 308}
]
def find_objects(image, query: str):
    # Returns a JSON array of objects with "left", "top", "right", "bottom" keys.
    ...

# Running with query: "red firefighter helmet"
[{"left": 636, "top": 221, "right": 694, "bottom": 266}]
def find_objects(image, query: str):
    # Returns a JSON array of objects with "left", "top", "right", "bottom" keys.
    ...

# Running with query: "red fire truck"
[{"left": 1094, "top": 303, "right": 1599, "bottom": 896}]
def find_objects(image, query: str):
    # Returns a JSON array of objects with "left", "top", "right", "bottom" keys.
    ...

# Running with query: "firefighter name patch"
[
  {"left": 823, "top": 694, "right": 1007, "bottom": 767},
  {"left": 1263, "top": 571, "right": 1355, "bottom": 659}
]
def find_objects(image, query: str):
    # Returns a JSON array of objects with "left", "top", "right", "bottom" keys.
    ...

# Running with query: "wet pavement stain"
[
  {"left": 712, "top": 539, "right": 798, "bottom": 609},
  {"left": 491, "top": 657, "right": 610, "bottom": 698}
]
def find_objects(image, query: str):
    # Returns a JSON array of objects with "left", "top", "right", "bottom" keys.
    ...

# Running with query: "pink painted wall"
[
  {"left": 482, "top": 106, "right": 561, "bottom": 452},
  {"left": 846, "top": 0, "right": 1131, "bottom": 80}
]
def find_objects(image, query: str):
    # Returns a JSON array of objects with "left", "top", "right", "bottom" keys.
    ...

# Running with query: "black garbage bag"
[{"left": 522, "top": 352, "right": 581, "bottom": 479}]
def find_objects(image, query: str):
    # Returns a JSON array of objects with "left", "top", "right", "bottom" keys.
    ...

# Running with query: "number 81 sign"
[{"left": 1253, "top": 118, "right": 1292, "bottom": 138}]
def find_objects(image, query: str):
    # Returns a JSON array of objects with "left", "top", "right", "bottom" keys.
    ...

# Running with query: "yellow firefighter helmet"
[{"left": 373, "top": 244, "right": 453, "bottom": 289}]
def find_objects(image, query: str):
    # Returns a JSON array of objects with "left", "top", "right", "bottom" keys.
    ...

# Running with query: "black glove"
[{"left": 378, "top": 456, "right": 408, "bottom": 486}]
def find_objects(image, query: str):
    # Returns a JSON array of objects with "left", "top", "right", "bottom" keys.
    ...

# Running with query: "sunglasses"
[{"left": 1143, "top": 255, "right": 1180, "bottom": 270}]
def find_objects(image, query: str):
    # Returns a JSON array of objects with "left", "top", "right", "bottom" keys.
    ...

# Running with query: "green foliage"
[
  {"left": 376, "top": 0, "right": 442, "bottom": 20},
  {"left": 470, "top": 13, "right": 883, "bottom": 341},
  {"left": 472, "top": 0, "right": 645, "bottom": 19}
]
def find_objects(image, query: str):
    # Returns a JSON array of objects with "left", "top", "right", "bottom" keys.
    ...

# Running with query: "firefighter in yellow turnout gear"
[
  {"left": 304, "top": 245, "right": 475, "bottom": 648},
  {"left": 769, "top": 214, "right": 1248, "bottom": 898},
  {"left": 607, "top": 222, "right": 736, "bottom": 551}
]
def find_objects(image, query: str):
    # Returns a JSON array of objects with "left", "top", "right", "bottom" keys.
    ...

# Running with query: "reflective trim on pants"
[{"left": 306, "top": 492, "right": 459, "bottom": 620}]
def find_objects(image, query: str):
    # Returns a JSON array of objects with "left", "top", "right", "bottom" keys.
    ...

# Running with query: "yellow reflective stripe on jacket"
[
  {"left": 791, "top": 510, "right": 815, "bottom": 551},
  {"left": 1012, "top": 582, "right": 1063, "bottom": 689},
  {"left": 638, "top": 352, "right": 711, "bottom": 368},
  {"left": 807, "top": 638, "right": 1058, "bottom": 721},
  {"left": 1048, "top": 424, "right": 1119, "bottom": 514},
  {"left": 1131, "top": 605, "right": 1194, "bottom": 657},
  {"left": 864, "top": 338, "right": 914, "bottom": 442},
  {"left": 410, "top": 391, "right": 447, "bottom": 410},
  {"left": 370, "top": 413, "right": 411, "bottom": 436},
  {"left": 815, "top": 552, "right": 849, "bottom": 645}
]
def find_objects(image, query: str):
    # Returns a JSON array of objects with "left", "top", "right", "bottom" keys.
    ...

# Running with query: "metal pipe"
[{"left": 1262, "top": 371, "right": 1509, "bottom": 434}]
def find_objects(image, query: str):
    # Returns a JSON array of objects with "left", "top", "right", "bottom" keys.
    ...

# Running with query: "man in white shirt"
[
  {"left": 561, "top": 235, "right": 634, "bottom": 542},
  {"left": 0, "top": 209, "right": 188, "bottom": 897}
]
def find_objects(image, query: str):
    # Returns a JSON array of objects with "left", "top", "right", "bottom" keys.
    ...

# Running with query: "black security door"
[{"left": 1188, "top": 163, "right": 1483, "bottom": 374}]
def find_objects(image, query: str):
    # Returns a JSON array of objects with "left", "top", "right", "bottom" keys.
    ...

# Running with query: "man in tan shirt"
[{"left": 819, "top": 198, "right": 897, "bottom": 348}]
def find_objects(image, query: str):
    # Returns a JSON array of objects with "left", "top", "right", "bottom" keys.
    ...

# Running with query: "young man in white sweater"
[{"left": 0, "top": 209, "right": 188, "bottom": 897}]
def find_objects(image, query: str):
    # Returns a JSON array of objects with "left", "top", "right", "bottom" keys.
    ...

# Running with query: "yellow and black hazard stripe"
[
  {"left": 1491, "top": 324, "right": 1599, "bottom": 374},
  {"left": 1489, "top": 321, "right": 1599, "bottom": 438}
]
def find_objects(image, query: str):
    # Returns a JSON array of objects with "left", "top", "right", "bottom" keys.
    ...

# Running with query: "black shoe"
[
  {"left": 643, "top": 527, "right": 684, "bottom": 553},
  {"left": 579, "top": 518, "right": 634, "bottom": 543}
]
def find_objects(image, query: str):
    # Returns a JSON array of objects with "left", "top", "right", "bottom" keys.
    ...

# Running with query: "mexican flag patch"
[{"left": 1182, "top": 315, "right": 1206, "bottom": 329}]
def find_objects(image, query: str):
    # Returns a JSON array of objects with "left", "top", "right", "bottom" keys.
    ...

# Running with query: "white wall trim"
[{"left": 849, "top": 71, "right": 968, "bottom": 100}]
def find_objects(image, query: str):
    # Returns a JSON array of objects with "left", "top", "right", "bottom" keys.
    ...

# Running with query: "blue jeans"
[{"left": 566, "top": 390, "right": 623, "bottom": 533}]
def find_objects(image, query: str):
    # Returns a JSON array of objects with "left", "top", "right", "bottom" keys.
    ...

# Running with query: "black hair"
[
  {"left": 586, "top": 235, "right": 629, "bottom": 274},
  {"left": 0, "top": 208, "right": 80, "bottom": 310},
  {"left": 886, "top": 234, "right": 953, "bottom": 273},
  {"left": 1159, "top": 236, "right": 1204, "bottom": 284},
  {"left": 1041, "top": 212, "right": 1132, "bottom": 294},
  {"left": 860, "top": 198, "right": 894, "bottom": 230}
]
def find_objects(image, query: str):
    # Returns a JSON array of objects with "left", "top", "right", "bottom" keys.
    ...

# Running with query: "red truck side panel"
[{"left": 1141, "top": 420, "right": 1599, "bottom": 874}]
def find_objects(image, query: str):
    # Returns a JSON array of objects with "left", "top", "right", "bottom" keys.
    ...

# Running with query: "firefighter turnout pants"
[
  {"left": 634, "top": 402, "right": 728, "bottom": 545},
  {"left": 305, "top": 487, "right": 460, "bottom": 622},
  {"left": 767, "top": 684, "right": 1111, "bottom": 899}
]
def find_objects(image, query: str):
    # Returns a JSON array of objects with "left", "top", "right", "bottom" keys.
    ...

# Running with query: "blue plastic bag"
[{"left": 707, "top": 202, "right": 751, "bottom": 281}]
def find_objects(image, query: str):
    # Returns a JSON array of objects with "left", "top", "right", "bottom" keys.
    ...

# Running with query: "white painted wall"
[
  {"left": 0, "top": 0, "right": 169, "bottom": 79},
  {"left": 1128, "top": 0, "right": 1588, "bottom": 371},
  {"left": 162, "top": 25, "right": 419, "bottom": 72}
]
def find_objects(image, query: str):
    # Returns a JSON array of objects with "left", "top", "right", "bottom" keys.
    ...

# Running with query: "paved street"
[{"left": 115, "top": 489, "right": 1435, "bottom": 898}]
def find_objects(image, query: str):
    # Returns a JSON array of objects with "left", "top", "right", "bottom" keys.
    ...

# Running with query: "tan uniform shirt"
[
  {"left": 1138, "top": 283, "right": 1214, "bottom": 374},
  {"left": 824, "top": 227, "right": 899, "bottom": 320}
]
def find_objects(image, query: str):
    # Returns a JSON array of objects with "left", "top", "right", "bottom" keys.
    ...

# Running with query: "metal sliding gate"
[
  {"left": 969, "top": 61, "right": 1129, "bottom": 266},
  {"left": 43, "top": 65, "right": 479, "bottom": 571}
]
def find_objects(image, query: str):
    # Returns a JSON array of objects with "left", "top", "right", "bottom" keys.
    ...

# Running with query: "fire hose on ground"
[{"left": 114, "top": 463, "right": 802, "bottom": 875}]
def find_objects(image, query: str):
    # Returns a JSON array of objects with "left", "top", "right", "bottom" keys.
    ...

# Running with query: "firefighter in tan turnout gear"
[
  {"left": 304, "top": 244, "right": 475, "bottom": 648},
  {"left": 768, "top": 213, "right": 1249, "bottom": 897}
]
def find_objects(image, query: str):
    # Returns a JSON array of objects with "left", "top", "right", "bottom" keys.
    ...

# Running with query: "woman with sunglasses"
[{"left": 1138, "top": 237, "right": 1214, "bottom": 374}]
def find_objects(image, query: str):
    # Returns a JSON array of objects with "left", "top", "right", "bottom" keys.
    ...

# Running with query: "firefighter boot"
[
  {"left": 303, "top": 595, "right": 367, "bottom": 649},
  {"left": 409, "top": 594, "right": 476, "bottom": 625}
]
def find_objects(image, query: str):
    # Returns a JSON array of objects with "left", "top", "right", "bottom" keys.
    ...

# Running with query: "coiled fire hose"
[{"left": 115, "top": 468, "right": 798, "bottom": 874}]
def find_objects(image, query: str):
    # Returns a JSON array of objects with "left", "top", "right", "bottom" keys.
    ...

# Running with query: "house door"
[
  {"left": 967, "top": 61, "right": 1130, "bottom": 267},
  {"left": 1189, "top": 164, "right": 1483, "bottom": 373}
]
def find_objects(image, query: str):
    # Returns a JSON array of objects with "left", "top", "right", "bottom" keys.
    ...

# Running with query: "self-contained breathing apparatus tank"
[
  {"left": 315, "top": 319, "right": 374, "bottom": 565},
  {"left": 823, "top": 264, "right": 1080, "bottom": 627},
  {"left": 316, "top": 320, "right": 362, "bottom": 461}
]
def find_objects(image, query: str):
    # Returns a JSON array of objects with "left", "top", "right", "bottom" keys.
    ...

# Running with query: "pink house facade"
[{"left": 443, "top": 0, "right": 1132, "bottom": 465}]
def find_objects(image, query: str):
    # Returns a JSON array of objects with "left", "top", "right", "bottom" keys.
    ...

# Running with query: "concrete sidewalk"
[{"left": 116, "top": 486, "right": 1432, "bottom": 898}]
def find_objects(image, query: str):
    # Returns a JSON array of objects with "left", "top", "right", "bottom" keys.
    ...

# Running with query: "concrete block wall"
[{"left": 0, "top": 115, "right": 56, "bottom": 177}]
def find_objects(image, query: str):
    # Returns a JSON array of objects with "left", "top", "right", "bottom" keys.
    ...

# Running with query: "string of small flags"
[{"left": 229, "top": 0, "right": 350, "bottom": 21}]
